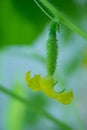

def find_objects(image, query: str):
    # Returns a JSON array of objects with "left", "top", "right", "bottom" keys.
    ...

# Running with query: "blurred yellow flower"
[
  {"left": 25, "top": 71, "right": 73, "bottom": 104},
  {"left": 82, "top": 46, "right": 87, "bottom": 67}
]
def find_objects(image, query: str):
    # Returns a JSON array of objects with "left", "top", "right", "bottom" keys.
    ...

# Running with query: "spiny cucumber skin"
[
  {"left": 47, "top": 21, "right": 58, "bottom": 76},
  {"left": 47, "top": 39, "right": 58, "bottom": 76}
]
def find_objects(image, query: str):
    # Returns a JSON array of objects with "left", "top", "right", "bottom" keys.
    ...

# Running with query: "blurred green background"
[{"left": 0, "top": 0, "right": 87, "bottom": 130}]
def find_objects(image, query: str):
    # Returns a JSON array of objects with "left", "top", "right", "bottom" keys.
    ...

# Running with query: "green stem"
[
  {"left": 0, "top": 85, "right": 72, "bottom": 130},
  {"left": 36, "top": 0, "right": 87, "bottom": 40},
  {"left": 34, "top": 0, "right": 53, "bottom": 20}
]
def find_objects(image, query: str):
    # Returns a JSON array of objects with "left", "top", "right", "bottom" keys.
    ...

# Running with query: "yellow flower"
[
  {"left": 25, "top": 71, "right": 73, "bottom": 104},
  {"left": 82, "top": 46, "right": 87, "bottom": 67}
]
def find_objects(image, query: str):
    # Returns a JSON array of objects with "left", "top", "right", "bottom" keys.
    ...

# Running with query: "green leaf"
[{"left": 0, "top": 0, "right": 48, "bottom": 47}]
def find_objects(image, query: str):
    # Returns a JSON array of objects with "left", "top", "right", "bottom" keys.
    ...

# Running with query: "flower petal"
[
  {"left": 55, "top": 90, "right": 73, "bottom": 104},
  {"left": 25, "top": 71, "right": 42, "bottom": 91},
  {"left": 25, "top": 71, "right": 31, "bottom": 85},
  {"left": 25, "top": 71, "right": 73, "bottom": 104}
]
